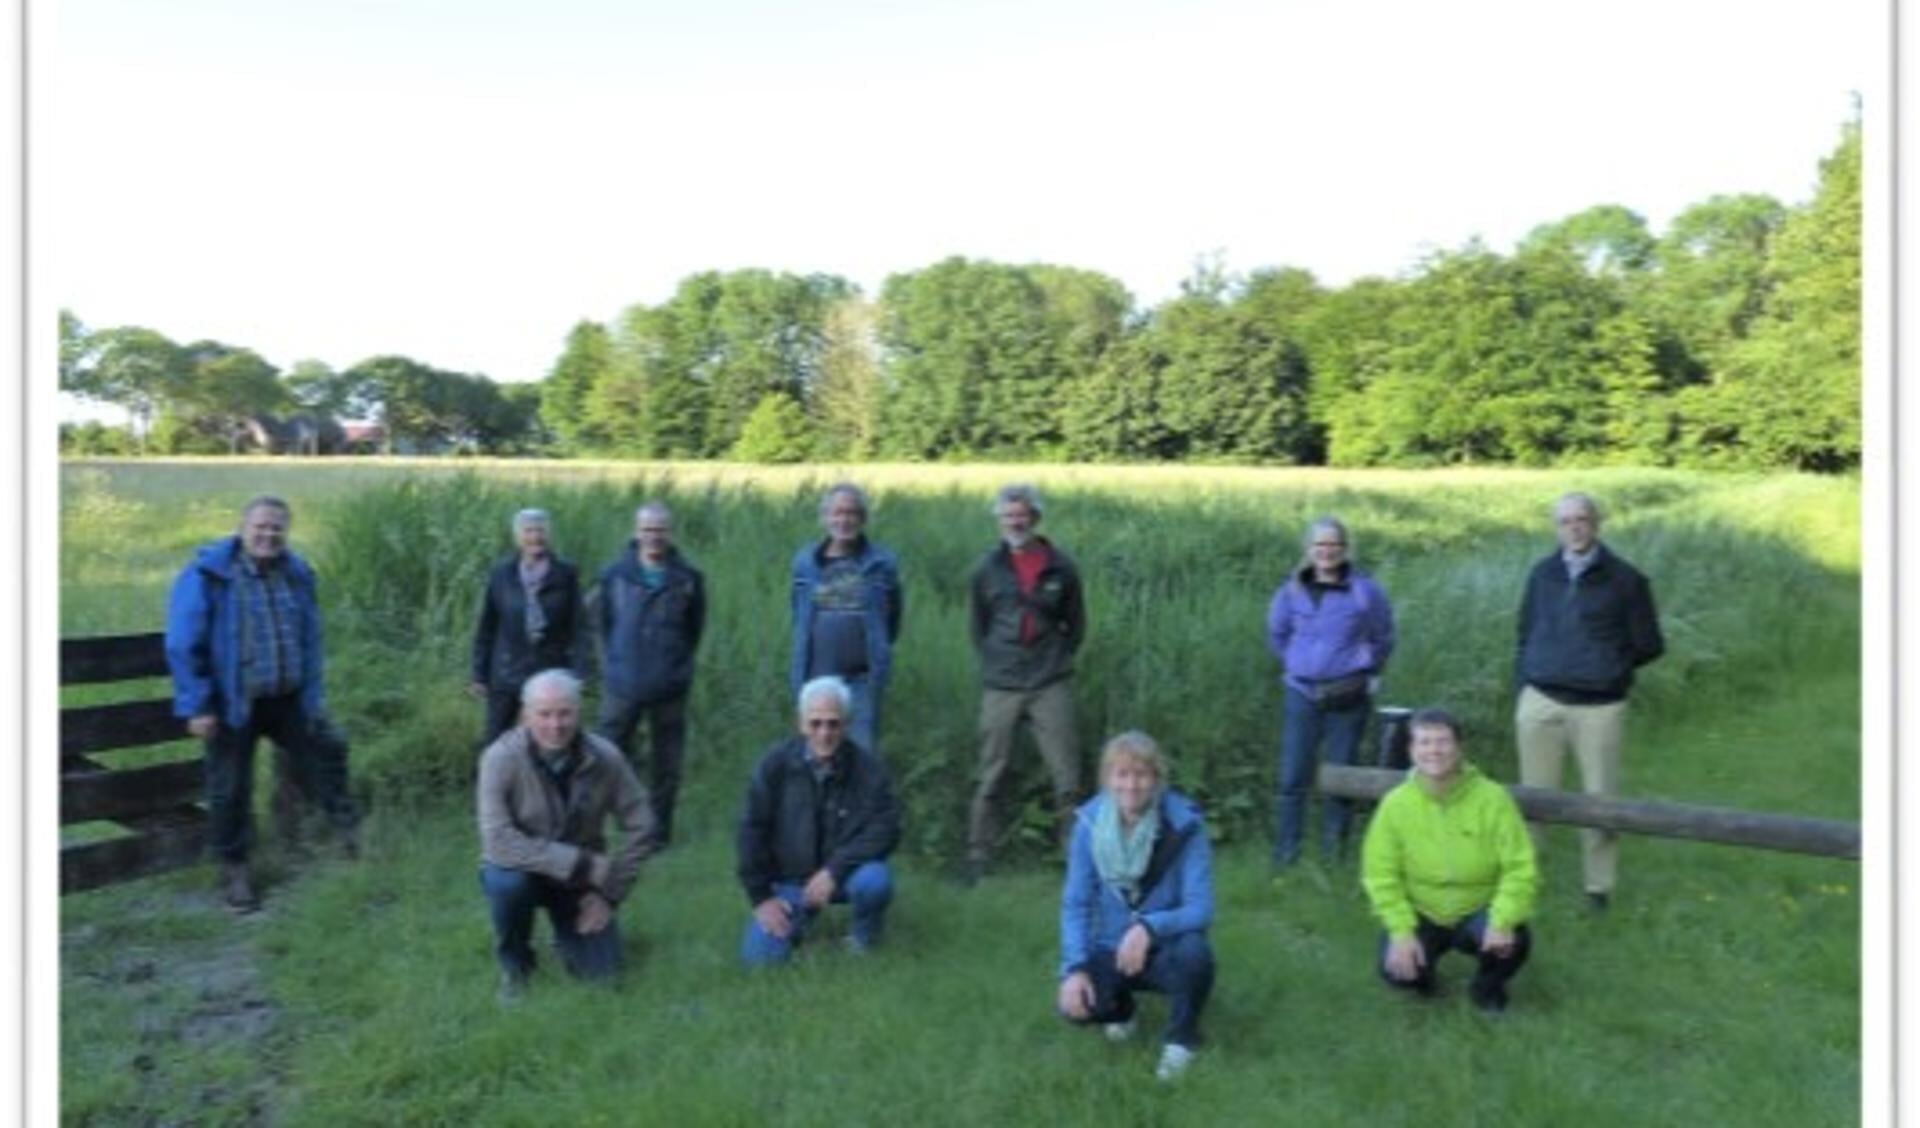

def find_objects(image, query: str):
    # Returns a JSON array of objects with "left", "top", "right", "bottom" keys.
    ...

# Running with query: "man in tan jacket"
[{"left": 477, "top": 668, "right": 654, "bottom": 1001}]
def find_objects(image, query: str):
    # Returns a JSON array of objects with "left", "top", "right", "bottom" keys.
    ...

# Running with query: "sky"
[{"left": 45, "top": 0, "right": 1876, "bottom": 415}]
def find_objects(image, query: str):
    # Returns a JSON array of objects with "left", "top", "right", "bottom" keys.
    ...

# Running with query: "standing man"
[
  {"left": 736, "top": 676, "right": 901, "bottom": 966},
  {"left": 478, "top": 669, "right": 654, "bottom": 1001},
  {"left": 789, "top": 482, "right": 902, "bottom": 758},
  {"left": 1513, "top": 492, "right": 1664, "bottom": 911},
  {"left": 165, "top": 495, "right": 359, "bottom": 913},
  {"left": 469, "top": 508, "right": 585, "bottom": 746},
  {"left": 594, "top": 501, "right": 705, "bottom": 850},
  {"left": 965, "top": 483, "right": 1087, "bottom": 883}
]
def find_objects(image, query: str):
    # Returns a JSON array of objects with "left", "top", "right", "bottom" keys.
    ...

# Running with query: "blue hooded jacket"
[
  {"left": 1059, "top": 789, "right": 1214, "bottom": 979},
  {"left": 165, "top": 536, "right": 325, "bottom": 729}
]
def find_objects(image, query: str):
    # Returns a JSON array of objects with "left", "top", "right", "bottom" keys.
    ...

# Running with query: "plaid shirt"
[{"left": 237, "top": 554, "right": 305, "bottom": 700}]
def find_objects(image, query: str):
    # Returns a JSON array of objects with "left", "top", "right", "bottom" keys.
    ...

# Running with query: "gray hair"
[
  {"left": 1295, "top": 515, "right": 1352, "bottom": 573},
  {"left": 819, "top": 482, "right": 869, "bottom": 519},
  {"left": 797, "top": 675, "right": 854, "bottom": 719},
  {"left": 240, "top": 495, "right": 292, "bottom": 522},
  {"left": 635, "top": 500, "right": 673, "bottom": 525},
  {"left": 521, "top": 668, "right": 584, "bottom": 706},
  {"left": 1553, "top": 492, "right": 1602, "bottom": 524},
  {"left": 512, "top": 508, "right": 550, "bottom": 534},
  {"left": 992, "top": 482, "right": 1043, "bottom": 520}
]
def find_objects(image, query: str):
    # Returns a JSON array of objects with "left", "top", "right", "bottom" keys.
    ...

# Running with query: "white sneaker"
[
  {"left": 1102, "top": 1020, "right": 1136, "bottom": 1043},
  {"left": 1155, "top": 1043, "right": 1195, "bottom": 1082}
]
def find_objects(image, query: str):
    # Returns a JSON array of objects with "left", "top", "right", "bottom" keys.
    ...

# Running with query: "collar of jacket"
[
  {"left": 199, "top": 536, "right": 312, "bottom": 585},
  {"left": 612, "top": 543, "right": 685, "bottom": 581},
  {"left": 992, "top": 536, "right": 1056, "bottom": 568},
  {"left": 812, "top": 535, "right": 870, "bottom": 567},
  {"left": 786, "top": 735, "right": 851, "bottom": 781},
  {"left": 1294, "top": 561, "right": 1354, "bottom": 589}
]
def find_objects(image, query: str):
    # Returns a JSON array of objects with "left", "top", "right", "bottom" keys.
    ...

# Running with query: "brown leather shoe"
[{"left": 221, "top": 862, "right": 260, "bottom": 913}]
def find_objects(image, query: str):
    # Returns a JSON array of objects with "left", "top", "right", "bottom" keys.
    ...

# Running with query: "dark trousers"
[
  {"left": 1068, "top": 931, "right": 1215, "bottom": 1048},
  {"left": 204, "top": 692, "right": 357, "bottom": 864},
  {"left": 479, "top": 864, "right": 622, "bottom": 980},
  {"left": 1275, "top": 687, "right": 1370, "bottom": 866},
  {"left": 1376, "top": 909, "right": 1532, "bottom": 995},
  {"left": 482, "top": 689, "right": 522, "bottom": 747},
  {"left": 595, "top": 691, "right": 688, "bottom": 846}
]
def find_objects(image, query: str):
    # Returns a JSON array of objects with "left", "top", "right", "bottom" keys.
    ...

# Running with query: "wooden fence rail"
[
  {"left": 1318, "top": 763, "right": 1859, "bottom": 861},
  {"left": 60, "top": 632, "right": 206, "bottom": 894}
]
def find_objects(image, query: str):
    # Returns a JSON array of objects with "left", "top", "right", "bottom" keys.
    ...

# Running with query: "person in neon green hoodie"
[{"left": 1362, "top": 708, "right": 1537, "bottom": 1012}]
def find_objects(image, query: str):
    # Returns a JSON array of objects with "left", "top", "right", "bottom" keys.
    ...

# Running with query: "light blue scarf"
[{"left": 1091, "top": 794, "right": 1160, "bottom": 901}]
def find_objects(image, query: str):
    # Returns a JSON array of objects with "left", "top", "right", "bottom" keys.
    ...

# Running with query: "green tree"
[
  {"left": 71, "top": 327, "right": 192, "bottom": 450},
  {"left": 812, "top": 296, "right": 884, "bottom": 459},
  {"left": 177, "top": 342, "right": 287, "bottom": 453},
  {"left": 729, "top": 393, "right": 816, "bottom": 462},
  {"left": 540, "top": 321, "right": 613, "bottom": 453}
]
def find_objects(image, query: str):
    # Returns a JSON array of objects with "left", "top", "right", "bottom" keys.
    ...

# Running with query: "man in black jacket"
[
  {"left": 1514, "top": 492, "right": 1664, "bottom": 911},
  {"left": 470, "top": 508, "right": 585, "bottom": 745},
  {"left": 965, "top": 483, "right": 1087, "bottom": 882},
  {"left": 736, "top": 676, "right": 901, "bottom": 965},
  {"left": 593, "top": 501, "right": 706, "bottom": 849}
]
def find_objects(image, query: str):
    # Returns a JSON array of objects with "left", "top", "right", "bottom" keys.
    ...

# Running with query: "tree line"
[{"left": 63, "top": 122, "right": 1858, "bottom": 472}]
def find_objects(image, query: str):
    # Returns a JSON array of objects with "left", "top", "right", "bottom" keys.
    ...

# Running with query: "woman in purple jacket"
[{"left": 1266, "top": 517, "right": 1396, "bottom": 870}]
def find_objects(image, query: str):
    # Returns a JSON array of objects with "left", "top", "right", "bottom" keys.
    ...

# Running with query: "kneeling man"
[
  {"left": 737, "top": 676, "right": 901, "bottom": 965},
  {"left": 477, "top": 668, "right": 655, "bottom": 1000}
]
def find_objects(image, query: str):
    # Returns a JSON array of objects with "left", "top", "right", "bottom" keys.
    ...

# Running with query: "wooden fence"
[{"left": 60, "top": 632, "right": 206, "bottom": 893}]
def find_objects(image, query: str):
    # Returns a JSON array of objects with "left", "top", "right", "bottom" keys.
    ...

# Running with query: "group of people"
[{"left": 164, "top": 485, "right": 1662, "bottom": 1080}]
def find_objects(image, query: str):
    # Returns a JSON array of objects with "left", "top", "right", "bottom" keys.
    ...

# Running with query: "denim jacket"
[{"left": 788, "top": 537, "right": 903, "bottom": 693}]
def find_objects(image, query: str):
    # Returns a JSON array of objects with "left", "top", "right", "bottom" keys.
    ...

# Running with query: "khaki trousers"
[
  {"left": 968, "top": 679, "right": 1081, "bottom": 862},
  {"left": 1515, "top": 685, "right": 1627, "bottom": 894}
]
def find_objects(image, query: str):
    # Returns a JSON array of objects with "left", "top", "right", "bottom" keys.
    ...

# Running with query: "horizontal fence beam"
[
  {"left": 60, "top": 632, "right": 169, "bottom": 685},
  {"left": 61, "top": 698, "right": 185, "bottom": 758},
  {"left": 1318, "top": 764, "right": 1859, "bottom": 861},
  {"left": 61, "top": 759, "right": 205, "bottom": 825},
  {"left": 61, "top": 820, "right": 206, "bottom": 895}
]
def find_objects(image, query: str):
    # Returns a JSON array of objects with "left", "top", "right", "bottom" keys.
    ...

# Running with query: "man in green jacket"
[
  {"left": 1362, "top": 708, "right": 1537, "bottom": 1013},
  {"left": 965, "top": 483, "right": 1088, "bottom": 883}
]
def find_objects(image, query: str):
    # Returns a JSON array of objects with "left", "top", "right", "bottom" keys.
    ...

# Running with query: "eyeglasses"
[{"left": 806, "top": 719, "right": 845, "bottom": 730}]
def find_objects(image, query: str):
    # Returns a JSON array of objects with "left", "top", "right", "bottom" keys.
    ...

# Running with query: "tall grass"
[{"left": 58, "top": 459, "right": 1861, "bottom": 1126}]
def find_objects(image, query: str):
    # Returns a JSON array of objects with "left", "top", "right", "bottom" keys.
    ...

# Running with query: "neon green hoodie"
[{"left": 1361, "top": 763, "right": 1537, "bottom": 939}]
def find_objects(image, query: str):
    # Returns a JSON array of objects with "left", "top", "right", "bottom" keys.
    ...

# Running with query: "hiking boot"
[
  {"left": 1155, "top": 1044, "right": 1195, "bottom": 1082},
  {"left": 1103, "top": 1019, "right": 1136, "bottom": 1043},
  {"left": 1468, "top": 978, "right": 1509, "bottom": 1014},
  {"left": 1586, "top": 891, "right": 1611, "bottom": 914},
  {"left": 221, "top": 863, "right": 260, "bottom": 914},
  {"left": 496, "top": 970, "right": 528, "bottom": 1005}
]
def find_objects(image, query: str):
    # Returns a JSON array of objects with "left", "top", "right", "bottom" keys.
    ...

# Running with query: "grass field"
[{"left": 58, "top": 457, "right": 1860, "bottom": 1126}]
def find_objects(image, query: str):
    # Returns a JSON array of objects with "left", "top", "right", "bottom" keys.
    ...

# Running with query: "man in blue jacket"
[
  {"left": 593, "top": 501, "right": 705, "bottom": 850},
  {"left": 165, "top": 496, "right": 358, "bottom": 912},
  {"left": 1514, "top": 492, "right": 1664, "bottom": 911},
  {"left": 789, "top": 483, "right": 902, "bottom": 758}
]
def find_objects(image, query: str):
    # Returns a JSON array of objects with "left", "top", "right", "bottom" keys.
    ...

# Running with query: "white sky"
[{"left": 45, "top": 0, "right": 1875, "bottom": 407}]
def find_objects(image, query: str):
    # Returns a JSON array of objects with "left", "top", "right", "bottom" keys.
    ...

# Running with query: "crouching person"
[
  {"left": 737, "top": 676, "right": 901, "bottom": 966},
  {"left": 1056, "top": 732, "right": 1215, "bottom": 1083},
  {"left": 477, "top": 669, "right": 655, "bottom": 1002},
  {"left": 1362, "top": 708, "right": 1537, "bottom": 1013}
]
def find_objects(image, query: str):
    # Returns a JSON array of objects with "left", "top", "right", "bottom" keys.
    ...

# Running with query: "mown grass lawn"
[{"left": 58, "top": 458, "right": 1860, "bottom": 1126}]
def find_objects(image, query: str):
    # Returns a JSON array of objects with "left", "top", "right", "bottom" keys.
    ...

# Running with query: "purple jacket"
[{"left": 1266, "top": 565, "right": 1396, "bottom": 693}]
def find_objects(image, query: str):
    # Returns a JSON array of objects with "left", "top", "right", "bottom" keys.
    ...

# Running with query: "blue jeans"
[
  {"left": 1376, "top": 908, "right": 1532, "bottom": 995},
  {"left": 739, "top": 861, "right": 894, "bottom": 966},
  {"left": 844, "top": 675, "right": 882, "bottom": 758},
  {"left": 1274, "top": 686, "right": 1370, "bottom": 866},
  {"left": 1065, "top": 931, "right": 1216, "bottom": 1048},
  {"left": 479, "top": 864, "right": 623, "bottom": 980}
]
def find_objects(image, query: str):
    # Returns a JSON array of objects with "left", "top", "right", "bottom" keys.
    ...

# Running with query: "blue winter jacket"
[
  {"left": 1265, "top": 564, "right": 1396, "bottom": 694},
  {"left": 788, "top": 537, "right": 903, "bottom": 693},
  {"left": 1059, "top": 790, "right": 1214, "bottom": 979},
  {"left": 165, "top": 537, "right": 325, "bottom": 729}
]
